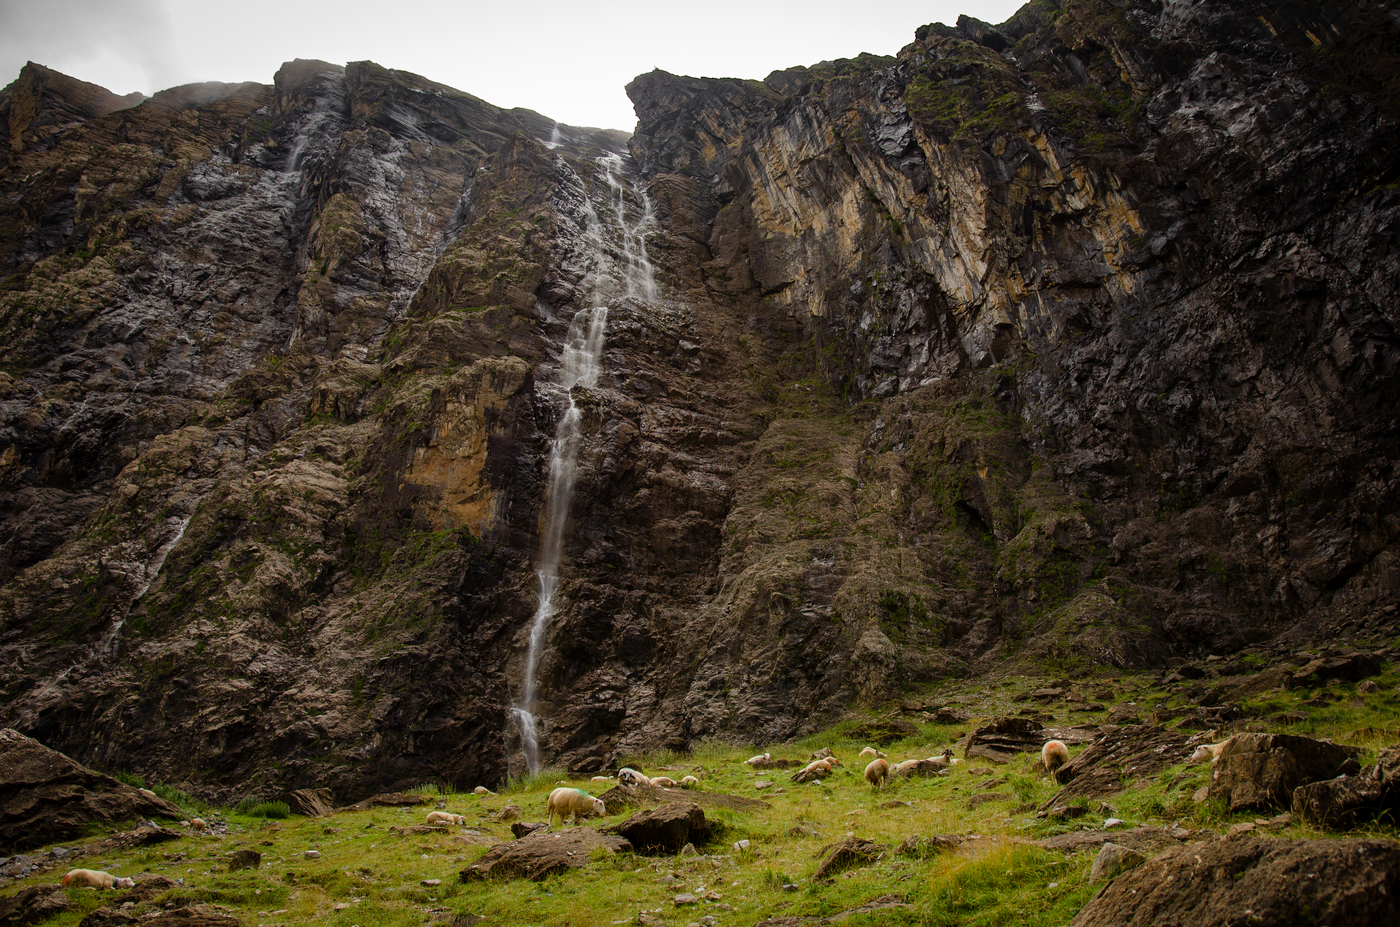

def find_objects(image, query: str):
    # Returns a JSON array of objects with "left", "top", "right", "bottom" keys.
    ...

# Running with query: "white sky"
[{"left": 1, "top": 0, "right": 1025, "bottom": 131}]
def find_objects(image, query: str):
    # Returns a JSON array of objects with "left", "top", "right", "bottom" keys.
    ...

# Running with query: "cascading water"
[{"left": 511, "top": 153, "right": 657, "bottom": 773}]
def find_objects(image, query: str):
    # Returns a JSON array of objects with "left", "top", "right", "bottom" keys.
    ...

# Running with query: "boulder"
[
  {"left": 0, "top": 729, "right": 184, "bottom": 854},
  {"left": 615, "top": 803, "right": 709, "bottom": 854},
  {"left": 227, "top": 850, "right": 260, "bottom": 871},
  {"left": 281, "top": 789, "right": 334, "bottom": 817},
  {"left": 1069, "top": 837, "right": 1400, "bottom": 927},
  {"left": 0, "top": 884, "right": 70, "bottom": 927},
  {"left": 1286, "top": 652, "right": 1383, "bottom": 688},
  {"left": 1292, "top": 743, "right": 1400, "bottom": 825},
  {"left": 895, "top": 834, "right": 964, "bottom": 857},
  {"left": 1207, "top": 733, "right": 1363, "bottom": 812},
  {"left": 459, "top": 827, "right": 631, "bottom": 881},
  {"left": 844, "top": 718, "right": 918, "bottom": 746},
  {"left": 334, "top": 792, "right": 426, "bottom": 812},
  {"left": 813, "top": 837, "right": 886, "bottom": 882},
  {"left": 964, "top": 717, "right": 1044, "bottom": 763},
  {"left": 1089, "top": 842, "right": 1146, "bottom": 882},
  {"left": 79, "top": 903, "right": 241, "bottom": 926},
  {"left": 1043, "top": 725, "right": 1193, "bottom": 807},
  {"left": 891, "top": 759, "right": 948, "bottom": 779}
]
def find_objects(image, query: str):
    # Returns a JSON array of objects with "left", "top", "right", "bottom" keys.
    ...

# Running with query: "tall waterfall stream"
[{"left": 512, "top": 153, "right": 657, "bottom": 773}]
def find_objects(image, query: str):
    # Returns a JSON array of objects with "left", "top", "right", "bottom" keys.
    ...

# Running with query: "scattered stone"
[
  {"left": 1208, "top": 733, "right": 1362, "bottom": 812},
  {"left": 1358, "top": 680, "right": 1381, "bottom": 694},
  {"left": 228, "top": 850, "right": 260, "bottom": 871},
  {"left": 1041, "top": 805, "right": 1089, "bottom": 821},
  {"left": 1292, "top": 743, "right": 1400, "bottom": 825},
  {"left": 421, "top": 878, "right": 441, "bottom": 887},
  {"left": 813, "top": 837, "right": 886, "bottom": 882},
  {"left": 896, "top": 834, "right": 963, "bottom": 858},
  {"left": 733, "top": 839, "right": 750, "bottom": 852},
  {"left": 302, "top": 850, "right": 320, "bottom": 860},
  {"left": 1103, "top": 818, "right": 1123, "bottom": 828},
  {"left": 1090, "top": 843, "right": 1146, "bottom": 882},
  {"left": 755, "top": 781, "right": 773, "bottom": 790},
  {"left": 460, "top": 828, "right": 631, "bottom": 881},
  {"left": 1287, "top": 653, "right": 1382, "bottom": 688},
  {"left": 967, "top": 793, "right": 1012, "bottom": 809},
  {"left": 617, "top": 803, "right": 709, "bottom": 855},
  {"left": 1105, "top": 705, "right": 1140, "bottom": 725},
  {"left": 1035, "top": 826, "right": 1197, "bottom": 856},
  {"left": 673, "top": 893, "right": 697, "bottom": 906},
  {"left": 495, "top": 805, "right": 522, "bottom": 823},
  {"left": 1069, "top": 837, "right": 1400, "bottom": 927},
  {"left": 0, "top": 729, "right": 184, "bottom": 854},
  {"left": 0, "top": 883, "right": 71, "bottom": 925}
]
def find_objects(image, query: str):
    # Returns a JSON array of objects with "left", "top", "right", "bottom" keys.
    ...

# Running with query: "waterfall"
[{"left": 512, "top": 153, "right": 657, "bottom": 773}]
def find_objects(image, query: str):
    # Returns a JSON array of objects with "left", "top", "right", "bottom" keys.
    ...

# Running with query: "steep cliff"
[{"left": 0, "top": 0, "right": 1397, "bottom": 798}]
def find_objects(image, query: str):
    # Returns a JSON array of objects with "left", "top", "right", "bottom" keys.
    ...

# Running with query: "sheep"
[
  {"left": 1042, "top": 740, "right": 1070, "bottom": 779},
  {"left": 680, "top": 775, "right": 700, "bottom": 789},
  {"left": 62, "top": 869, "right": 134, "bottom": 890},
  {"left": 425, "top": 811, "right": 464, "bottom": 826},
  {"left": 1190, "top": 738, "right": 1233, "bottom": 764},
  {"left": 590, "top": 775, "right": 615, "bottom": 782},
  {"left": 864, "top": 758, "right": 890, "bottom": 790},
  {"left": 189, "top": 817, "right": 208, "bottom": 832},
  {"left": 617, "top": 767, "right": 650, "bottom": 787},
  {"left": 799, "top": 758, "right": 836, "bottom": 776},
  {"left": 858, "top": 746, "right": 887, "bottom": 758},
  {"left": 472, "top": 786, "right": 494, "bottom": 795},
  {"left": 649, "top": 776, "right": 678, "bottom": 788},
  {"left": 547, "top": 787, "right": 606, "bottom": 826},
  {"left": 892, "top": 759, "right": 922, "bottom": 775},
  {"left": 744, "top": 752, "right": 771, "bottom": 766}
]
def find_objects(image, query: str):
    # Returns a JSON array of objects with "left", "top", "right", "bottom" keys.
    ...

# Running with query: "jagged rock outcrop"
[{"left": 0, "top": 0, "right": 1397, "bottom": 797}]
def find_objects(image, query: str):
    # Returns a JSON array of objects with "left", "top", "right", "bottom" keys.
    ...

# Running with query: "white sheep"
[
  {"left": 590, "top": 775, "right": 615, "bottom": 782},
  {"left": 649, "top": 776, "right": 678, "bottom": 788},
  {"left": 864, "top": 758, "right": 890, "bottom": 790},
  {"left": 858, "top": 746, "right": 887, "bottom": 758},
  {"left": 799, "top": 758, "right": 836, "bottom": 776},
  {"left": 425, "top": 811, "right": 464, "bottom": 826},
  {"left": 472, "top": 786, "right": 494, "bottom": 795},
  {"left": 547, "top": 787, "right": 606, "bottom": 826},
  {"left": 891, "top": 759, "right": 922, "bottom": 775},
  {"left": 1190, "top": 738, "right": 1233, "bottom": 764},
  {"left": 189, "top": 817, "right": 208, "bottom": 832},
  {"left": 744, "top": 752, "right": 771, "bottom": 766},
  {"left": 62, "top": 869, "right": 134, "bottom": 890},
  {"left": 617, "top": 768, "right": 651, "bottom": 787},
  {"left": 680, "top": 775, "right": 700, "bottom": 789},
  {"left": 1042, "top": 740, "right": 1070, "bottom": 778}
]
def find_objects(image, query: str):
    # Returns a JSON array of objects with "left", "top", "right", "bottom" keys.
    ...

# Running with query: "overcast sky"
[{"left": 1, "top": 0, "right": 1025, "bottom": 131}]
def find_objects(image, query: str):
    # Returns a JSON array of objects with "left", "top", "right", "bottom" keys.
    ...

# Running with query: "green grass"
[{"left": 7, "top": 664, "right": 1400, "bottom": 926}]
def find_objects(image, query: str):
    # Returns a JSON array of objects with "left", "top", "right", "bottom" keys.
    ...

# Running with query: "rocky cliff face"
[{"left": 0, "top": 0, "right": 1397, "bottom": 799}]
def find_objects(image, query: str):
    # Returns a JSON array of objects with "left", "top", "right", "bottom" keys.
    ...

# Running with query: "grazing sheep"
[
  {"left": 680, "top": 775, "right": 700, "bottom": 789},
  {"left": 858, "top": 746, "right": 887, "bottom": 758},
  {"left": 1042, "top": 740, "right": 1070, "bottom": 778},
  {"left": 62, "top": 869, "right": 134, "bottom": 890},
  {"left": 425, "top": 811, "right": 464, "bottom": 826},
  {"left": 649, "top": 776, "right": 678, "bottom": 788},
  {"left": 744, "top": 752, "right": 771, "bottom": 766},
  {"left": 864, "top": 758, "right": 891, "bottom": 790},
  {"left": 189, "top": 817, "right": 208, "bottom": 832},
  {"left": 473, "top": 786, "right": 494, "bottom": 795},
  {"left": 799, "top": 759, "right": 835, "bottom": 776},
  {"left": 1190, "top": 738, "right": 1233, "bottom": 764},
  {"left": 547, "top": 787, "right": 606, "bottom": 826},
  {"left": 618, "top": 767, "right": 651, "bottom": 787}
]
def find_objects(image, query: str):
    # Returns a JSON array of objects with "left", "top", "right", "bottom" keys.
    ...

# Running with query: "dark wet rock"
[
  {"left": 616, "top": 802, "right": 709, "bottom": 854},
  {"left": 1292, "top": 743, "right": 1400, "bottom": 825},
  {"left": 746, "top": 757, "right": 801, "bottom": 771},
  {"left": 0, "top": 730, "right": 183, "bottom": 854},
  {"left": 1286, "top": 652, "right": 1384, "bottom": 688},
  {"left": 0, "top": 884, "right": 70, "bottom": 927},
  {"left": 79, "top": 904, "right": 241, "bottom": 927},
  {"left": 336, "top": 792, "right": 427, "bottom": 812},
  {"left": 459, "top": 827, "right": 631, "bottom": 881},
  {"left": 510, "top": 822, "right": 548, "bottom": 839},
  {"left": 813, "top": 837, "right": 887, "bottom": 882},
  {"left": 964, "top": 717, "right": 1045, "bottom": 763},
  {"left": 1044, "top": 725, "right": 1193, "bottom": 807},
  {"left": 891, "top": 759, "right": 949, "bottom": 779},
  {"left": 1208, "top": 732, "right": 1363, "bottom": 812},
  {"left": 281, "top": 789, "right": 334, "bottom": 817},
  {"left": 1069, "top": 837, "right": 1400, "bottom": 927}
]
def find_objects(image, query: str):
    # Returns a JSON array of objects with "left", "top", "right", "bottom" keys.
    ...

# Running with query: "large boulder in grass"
[
  {"left": 1207, "top": 732, "right": 1362, "bottom": 812},
  {"left": 616, "top": 802, "right": 709, "bottom": 854},
  {"left": 1068, "top": 837, "right": 1400, "bottom": 927},
  {"left": 0, "top": 729, "right": 184, "bottom": 854},
  {"left": 459, "top": 827, "right": 631, "bottom": 881},
  {"left": 1292, "top": 743, "right": 1400, "bottom": 825},
  {"left": 1041, "top": 725, "right": 1193, "bottom": 807},
  {"left": 0, "top": 884, "right": 71, "bottom": 927},
  {"left": 281, "top": 788, "right": 334, "bottom": 817}
]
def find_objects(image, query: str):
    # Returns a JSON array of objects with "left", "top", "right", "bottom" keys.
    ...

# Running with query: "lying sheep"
[
  {"left": 590, "top": 775, "right": 615, "bottom": 782},
  {"left": 547, "top": 787, "right": 606, "bottom": 826},
  {"left": 858, "top": 746, "right": 887, "bottom": 759},
  {"left": 425, "top": 811, "right": 465, "bottom": 826},
  {"left": 864, "top": 758, "right": 890, "bottom": 790},
  {"left": 649, "top": 776, "right": 678, "bottom": 788},
  {"left": 1042, "top": 740, "right": 1070, "bottom": 779},
  {"left": 62, "top": 869, "right": 134, "bottom": 890},
  {"left": 617, "top": 767, "right": 650, "bottom": 787},
  {"left": 892, "top": 758, "right": 922, "bottom": 775},
  {"left": 473, "top": 786, "right": 494, "bottom": 795},
  {"left": 744, "top": 752, "right": 771, "bottom": 766},
  {"left": 1190, "top": 738, "right": 1233, "bottom": 764},
  {"left": 680, "top": 775, "right": 700, "bottom": 789}
]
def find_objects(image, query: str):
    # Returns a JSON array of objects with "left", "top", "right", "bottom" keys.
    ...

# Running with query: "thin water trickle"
[{"left": 512, "top": 152, "right": 656, "bottom": 773}]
